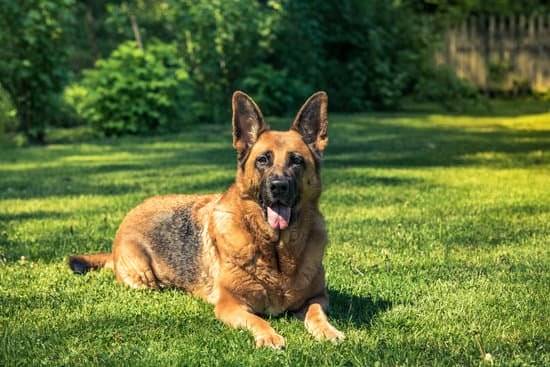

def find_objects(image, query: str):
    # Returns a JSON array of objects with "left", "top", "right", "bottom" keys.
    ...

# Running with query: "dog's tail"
[{"left": 68, "top": 252, "right": 114, "bottom": 274}]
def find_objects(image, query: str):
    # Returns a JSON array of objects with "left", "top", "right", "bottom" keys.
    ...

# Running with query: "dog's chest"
[
  {"left": 246, "top": 242, "right": 311, "bottom": 315},
  {"left": 252, "top": 267, "right": 303, "bottom": 315}
]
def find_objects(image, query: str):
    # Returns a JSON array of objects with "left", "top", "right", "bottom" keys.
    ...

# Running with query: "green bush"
[
  {"left": 414, "top": 66, "right": 481, "bottom": 111},
  {"left": 168, "top": 0, "right": 434, "bottom": 115},
  {"left": 171, "top": 0, "right": 270, "bottom": 123},
  {"left": 0, "top": 85, "right": 17, "bottom": 144},
  {"left": 0, "top": 0, "right": 74, "bottom": 143},
  {"left": 270, "top": 0, "right": 432, "bottom": 111},
  {"left": 66, "top": 41, "right": 193, "bottom": 136},
  {"left": 239, "top": 65, "right": 312, "bottom": 116}
]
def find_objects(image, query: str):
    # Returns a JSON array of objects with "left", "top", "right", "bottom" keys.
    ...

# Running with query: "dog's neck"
[
  {"left": 220, "top": 184, "right": 319, "bottom": 274},
  {"left": 257, "top": 202, "right": 318, "bottom": 276}
]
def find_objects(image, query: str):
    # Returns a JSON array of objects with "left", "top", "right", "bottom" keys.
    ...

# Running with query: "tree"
[
  {"left": 0, "top": 0, "right": 74, "bottom": 142},
  {"left": 170, "top": 0, "right": 270, "bottom": 122}
]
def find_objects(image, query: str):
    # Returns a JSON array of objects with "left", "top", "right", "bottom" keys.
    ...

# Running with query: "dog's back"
[{"left": 70, "top": 194, "right": 220, "bottom": 291}]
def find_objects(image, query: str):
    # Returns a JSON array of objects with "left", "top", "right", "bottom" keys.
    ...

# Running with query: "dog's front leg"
[
  {"left": 298, "top": 295, "right": 345, "bottom": 343},
  {"left": 215, "top": 289, "right": 285, "bottom": 349}
]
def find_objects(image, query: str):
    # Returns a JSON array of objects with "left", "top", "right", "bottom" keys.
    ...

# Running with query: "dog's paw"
[
  {"left": 308, "top": 323, "right": 345, "bottom": 344},
  {"left": 254, "top": 332, "right": 286, "bottom": 349}
]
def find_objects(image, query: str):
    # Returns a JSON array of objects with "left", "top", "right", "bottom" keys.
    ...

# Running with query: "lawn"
[{"left": 1, "top": 105, "right": 549, "bottom": 366}]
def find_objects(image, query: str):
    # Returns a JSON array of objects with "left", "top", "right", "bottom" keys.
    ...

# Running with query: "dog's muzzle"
[{"left": 262, "top": 176, "right": 297, "bottom": 230}]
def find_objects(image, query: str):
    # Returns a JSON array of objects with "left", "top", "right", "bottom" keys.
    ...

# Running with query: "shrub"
[
  {"left": 0, "top": 85, "right": 17, "bottom": 144},
  {"left": 171, "top": 0, "right": 270, "bottom": 122},
  {"left": 239, "top": 65, "right": 312, "bottom": 117},
  {"left": 66, "top": 41, "right": 193, "bottom": 136},
  {"left": 414, "top": 66, "right": 481, "bottom": 111},
  {"left": 0, "top": 0, "right": 75, "bottom": 143},
  {"left": 269, "top": 0, "right": 433, "bottom": 111}
]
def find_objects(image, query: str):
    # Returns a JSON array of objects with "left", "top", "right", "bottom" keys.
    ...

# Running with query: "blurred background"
[{"left": 0, "top": 0, "right": 549, "bottom": 144}]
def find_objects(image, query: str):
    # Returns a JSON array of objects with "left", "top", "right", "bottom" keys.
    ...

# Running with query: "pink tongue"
[{"left": 267, "top": 205, "right": 291, "bottom": 230}]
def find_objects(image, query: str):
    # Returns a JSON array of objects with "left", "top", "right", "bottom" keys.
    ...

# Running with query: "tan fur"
[{"left": 68, "top": 91, "right": 344, "bottom": 348}]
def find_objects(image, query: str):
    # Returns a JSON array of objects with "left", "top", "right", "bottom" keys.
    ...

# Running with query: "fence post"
[{"left": 440, "top": 13, "right": 549, "bottom": 94}]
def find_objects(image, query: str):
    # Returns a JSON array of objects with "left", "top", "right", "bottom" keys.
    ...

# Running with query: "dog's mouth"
[
  {"left": 259, "top": 176, "right": 298, "bottom": 231},
  {"left": 266, "top": 204, "right": 291, "bottom": 230}
]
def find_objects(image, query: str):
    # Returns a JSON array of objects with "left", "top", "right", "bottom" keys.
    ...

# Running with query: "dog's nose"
[{"left": 270, "top": 179, "right": 289, "bottom": 196}]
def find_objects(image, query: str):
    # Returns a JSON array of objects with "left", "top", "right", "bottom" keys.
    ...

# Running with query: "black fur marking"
[
  {"left": 150, "top": 206, "right": 202, "bottom": 289},
  {"left": 68, "top": 257, "right": 89, "bottom": 275}
]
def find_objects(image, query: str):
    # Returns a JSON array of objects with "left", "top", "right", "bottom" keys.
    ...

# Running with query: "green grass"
[{"left": 1, "top": 105, "right": 549, "bottom": 366}]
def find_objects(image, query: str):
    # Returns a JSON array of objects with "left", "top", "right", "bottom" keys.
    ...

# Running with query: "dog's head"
[{"left": 232, "top": 91, "right": 328, "bottom": 230}]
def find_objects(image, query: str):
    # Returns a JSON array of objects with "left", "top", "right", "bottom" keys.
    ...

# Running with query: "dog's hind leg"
[{"left": 113, "top": 240, "right": 158, "bottom": 289}]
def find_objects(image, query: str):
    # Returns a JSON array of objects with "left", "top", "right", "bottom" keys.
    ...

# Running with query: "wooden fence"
[{"left": 436, "top": 14, "right": 550, "bottom": 93}]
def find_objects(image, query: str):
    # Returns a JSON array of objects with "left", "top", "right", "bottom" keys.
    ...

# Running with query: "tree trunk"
[
  {"left": 84, "top": 2, "right": 100, "bottom": 62},
  {"left": 129, "top": 12, "right": 143, "bottom": 50}
]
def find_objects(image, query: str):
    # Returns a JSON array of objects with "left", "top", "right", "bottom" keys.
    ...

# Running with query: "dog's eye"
[
  {"left": 256, "top": 154, "right": 270, "bottom": 167},
  {"left": 290, "top": 154, "right": 304, "bottom": 167}
]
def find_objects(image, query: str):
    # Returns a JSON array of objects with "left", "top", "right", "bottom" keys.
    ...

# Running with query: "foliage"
[
  {"left": 265, "top": 0, "right": 434, "bottom": 111},
  {"left": 486, "top": 61, "right": 533, "bottom": 96},
  {"left": 0, "top": 0, "right": 75, "bottom": 142},
  {"left": 414, "top": 66, "right": 482, "bottom": 111},
  {"left": 66, "top": 1, "right": 175, "bottom": 72},
  {"left": 0, "top": 86, "right": 17, "bottom": 143},
  {"left": 169, "top": 0, "right": 273, "bottom": 122},
  {"left": 167, "top": 0, "right": 435, "bottom": 117},
  {"left": 66, "top": 41, "right": 192, "bottom": 136},
  {"left": 240, "top": 65, "right": 312, "bottom": 117}
]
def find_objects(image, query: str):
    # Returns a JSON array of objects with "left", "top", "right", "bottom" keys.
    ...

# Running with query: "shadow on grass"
[
  {"left": 398, "top": 98, "right": 549, "bottom": 117},
  {"left": 325, "top": 119, "right": 550, "bottom": 169},
  {"left": 1, "top": 115, "right": 548, "bottom": 200},
  {"left": 0, "top": 210, "right": 70, "bottom": 222},
  {"left": 328, "top": 289, "right": 392, "bottom": 328},
  {"left": 0, "top": 145, "right": 234, "bottom": 200}
]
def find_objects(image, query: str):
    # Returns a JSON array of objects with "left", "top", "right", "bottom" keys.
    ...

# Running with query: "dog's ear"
[
  {"left": 232, "top": 91, "right": 269, "bottom": 164},
  {"left": 291, "top": 91, "right": 328, "bottom": 156}
]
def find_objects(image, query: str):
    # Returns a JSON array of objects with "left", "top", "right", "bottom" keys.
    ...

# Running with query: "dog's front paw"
[
  {"left": 254, "top": 331, "right": 286, "bottom": 349},
  {"left": 308, "top": 323, "right": 345, "bottom": 344}
]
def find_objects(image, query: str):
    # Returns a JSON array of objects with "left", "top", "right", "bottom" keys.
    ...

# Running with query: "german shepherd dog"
[{"left": 69, "top": 91, "right": 344, "bottom": 349}]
